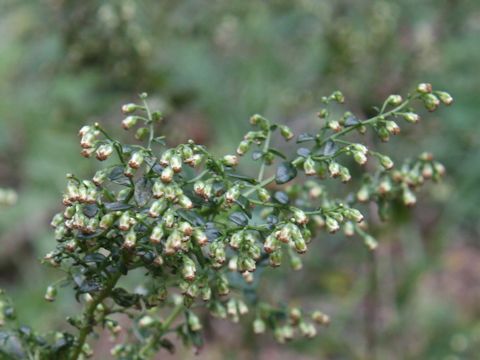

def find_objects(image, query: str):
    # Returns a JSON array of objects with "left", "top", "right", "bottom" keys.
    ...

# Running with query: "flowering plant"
[{"left": 0, "top": 84, "right": 451, "bottom": 359}]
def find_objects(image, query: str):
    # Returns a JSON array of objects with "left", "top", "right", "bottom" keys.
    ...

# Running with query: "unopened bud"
[
  {"left": 416, "top": 83, "right": 432, "bottom": 94},
  {"left": 44, "top": 286, "right": 57, "bottom": 302},
  {"left": 385, "top": 121, "right": 400, "bottom": 135},
  {"left": 128, "top": 152, "right": 144, "bottom": 169},
  {"left": 223, "top": 154, "right": 239, "bottom": 167},
  {"left": 96, "top": 144, "right": 114, "bottom": 161},
  {"left": 121, "top": 116, "right": 137, "bottom": 130},
  {"left": 121, "top": 103, "right": 138, "bottom": 114},
  {"left": 423, "top": 94, "right": 440, "bottom": 112},
  {"left": 435, "top": 91, "right": 453, "bottom": 105},
  {"left": 387, "top": 94, "right": 403, "bottom": 106},
  {"left": 236, "top": 140, "right": 251, "bottom": 155},
  {"left": 303, "top": 157, "right": 316, "bottom": 176},
  {"left": 161, "top": 167, "right": 174, "bottom": 183},
  {"left": 279, "top": 125, "right": 294, "bottom": 141},
  {"left": 380, "top": 155, "right": 394, "bottom": 170}
]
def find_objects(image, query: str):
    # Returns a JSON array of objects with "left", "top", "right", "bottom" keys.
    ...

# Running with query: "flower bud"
[
  {"left": 303, "top": 157, "right": 316, "bottom": 176},
  {"left": 121, "top": 116, "right": 137, "bottom": 130},
  {"left": 128, "top": 152, "right": 144, "bottom": 169},
  {"left": 328, "top": 161, "right": 340, "bottom": 177},
  {"left": 312, "top": 311, "right": 330, "bottom": 325},
  {"left": 300, "top": 321, "right": 317, "bottom": 338},
  {"left": 339, "top": 166, "right": 351, "bottom": 182},
  {"left": 150, "top": 224, "right": 164, "bottom": 244},
  {"left": 229, "top": 231, "right": 243, "bottom": 249},
  {"left": 253, "top": 318, "right": 266, "bottom": 334},
  {"left": 343, "top": 221, "right": 355, "bottom": 237},
  {"left": 148, "top": 199, "right": 167, "bottom": 217},
  {"left": 257, "top": 188, "right": 270, "bottom": 202},
  {"left": 185, "top": 154, "right": 203, "bottom": 167},
  {"left": 353, "top": 151, "right": 368, "bottom": 165},
  {"left": 92, "top": 169, "right": 108, "bottom": 186},
  {"left": 402, "top": 112, "right": 420, "bottom": 124},
  {"left": 122, "top": 229, "right": 137, "bottom": 250},
  {"left": 264, "top": 233, "right": 278, "bottom": 253},
  {"left": 80, "top": 132, "right": 96, "bottom": 149},
  {"left": 118, "top": 211, "right": 133, "bottom": 231},
  {"left": 236, "top": 140, "right": 251, "bottom": 155},
  {"left": 188, "top": 312, "right": 202, "bottom": 331},
  {"left": 44, "top": 285, "right": 57, "bottom": 302},
  {"left": 344, "top": 208, "right": 364, "bottom": 223},
  {"left": 327, "top": 120, "right": 342, "bottom": 132},
  {"left": 332, "top": 90, "right": 345, "bottom": 103},
  {"left": 182, "top": 257, "right": 196, "bottom": 281},
  {"left": 387, "top": 94, "right": 402, "bottom": 106},
  {"left": 293, "top": 234, "right": 307, "bottom": 253},
  {"left": 178, "top": 195, "right": 193, "bottom": 209},
  {"left": 325, "top": 216, "right": 339, "bottom": 233},
  {"left": 225, "top": 185, "right": 240, "bottom": 204},
  {"left": 402, "top": 186, "right": 416, "bottom": 206},
  {"left": 138, "top": 315, "right": 155, "bottom": 329},
  {"left": 416, "top": 83, "right": 432, "bottom": 94},
  {"left": 289, "top": 253, "right": 303, "bottom": 270},
  {"left": 292, "top": 208, "right": 308, "bottom": 225},
  {"left": 165, "top": 229, "right": 182, "bottom": 255},
  {"left": 237, "top": 299, "right": 249, "bottom": 315},
  {"left": 50, "top": 213, "right": 63, "bottom": 228},
  {"left": 160, "top": 167, "right": 174, "bottom": 183},
  {"left": 385, "top": 121, "right": 400, "bottom": 135},
  {"left": 435, "top": 91, "right": 453, "bottom": 105},
  {"left": 121, "top": 103, "right": 138, "bottom": 114},
  {"left": 223, "top": 155, "right": 239, "bottom": 167},
  {"left": 152, "top": 180, "right": 165, "bottom": 199},
  {"left": 193, "top": 229, "right": 208, "bottom": 246},
  {"left": 95, "top": 144, "right": 114, "bottom": 161},
  {"left": 269, "top": 250, "right": 282, "bottom": 267},
  {"left": 364, "top": 234, "right": 378, "bottom": 250},
  {"left": 380, "top": 155, "right": 394, "bottom": 170},
  {"left": 170, "top": 154, "right": 183, "bottom": 173},
  {"left": 216, "top": 275, "right": 230, "bottom": 296},
  {"left": 78, "top": 125, "right": 92, "bottom": 137},
  {"left": 423, "top": 94, "right": 440, "bottom": 112},
  {"left": 279, "top": 125, "right": 294, "bottom": 141}
]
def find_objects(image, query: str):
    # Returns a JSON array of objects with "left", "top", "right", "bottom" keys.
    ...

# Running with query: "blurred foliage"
[{"left": 0, "top": 0, "right": 479, "bottom": 359}]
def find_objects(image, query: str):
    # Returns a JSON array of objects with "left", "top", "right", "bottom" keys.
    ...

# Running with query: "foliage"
[{"left": 0, "top": 84, "right": 451, "bottom": 359}]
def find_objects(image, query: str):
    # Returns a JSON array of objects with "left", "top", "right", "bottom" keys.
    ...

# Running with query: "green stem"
[
  {"left": 70, "top": 272, "right": 121, "bottom": 360},
  {"left": 257, "top": 124, "right": 272, "bottom": 182}
]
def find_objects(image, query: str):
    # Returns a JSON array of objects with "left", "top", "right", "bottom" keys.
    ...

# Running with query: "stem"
[
  {"left": 365, "top": 250, "right": 378, "bottom": 360},
  {"left": 142, "top": 99, "right": 155, "bottom": 150},
  {"left": 257, "top": 125, "right": 272, "bottom": 182},
  {"left": 70, "top": 272, "right": 122, "bottom": 360},
  {"left": 242, "top": 99, "right": 413, "bottom": 199}
]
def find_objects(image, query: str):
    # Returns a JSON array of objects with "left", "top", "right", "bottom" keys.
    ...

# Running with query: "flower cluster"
[{"left": 0, "top": 84, "right": 451, "bottom": 359}]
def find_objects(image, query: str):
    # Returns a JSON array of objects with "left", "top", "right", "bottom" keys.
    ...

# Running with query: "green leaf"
[
  {"left": 322, "top": 140, "right": 338, "bottom": 156},
  {"left": 297, "top": 133, "right": 315, "bottom": 143},
  {"left": 229, "top": 211, "right": 249, "bottom": 226},
  {"left": 226, "top": 173, "right": 257, "bottom": 184},
  {"left": 273, "top": 191, "right": 289, "bottom": 205},
  {"left": 275, "top": 162, "right": 297, "bottom": 184},
  {"left": 268, "top": 148, "right": 287, "bottom": 160},
  {"left": 345, "top": 114, "right": 360, "bottom": 127},
  {"left": 134, "top": 177, "right": 152, "bottom": 207},
  {"left": 104, "top": 202, "right": 132, "bottom": 211},
  {"left": 111, "top": 288, "right": 140, "bottom": 307}
]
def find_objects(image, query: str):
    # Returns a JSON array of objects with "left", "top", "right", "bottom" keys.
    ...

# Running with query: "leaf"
[
  {"left": 177, "top": 210, "right": 206, "bottom": 226},
  {"left": 252, "top": 150, "right": 263, "bottom": 161},
  {"left": 153, "top": 136, "right": 166, "bottom": 145},
  {"left": 104, "top": 202, "right": 132, "bottom": 211},
  {"left": 82, "top": 204, "right": 99, "bottom": 218},
  {"left": 297, "top": 133, "right": 315, "bottom": 143},
  {"left": 275, "top": 162, "right": 297, "bottom": 184},
  {"left": 297, "top": 147, "right": 311, "bottom": 157},
  {"left": 268, "top": 148, "right": 287, "bottom": 160},
  {"left": 234, "top": 196, "right": 252, "bottom": 218},
  {"left": 151, "top": 163, "right": 164, "bottom": 174},
  {"left": 134, "top": 177, "right": 152, "bottom": 207},
  {"left": 273, "top": 191, "right": 289, "bottom": 205},
  {"left": 205, "top": 223, "right": 221, "bottom": 241},
  {"left": 76, "top": 230, "right": 103, "bottom": 240},
  {"left": 84, "top": 253, "right": 107, "bottom": 264},
  {"left": 226, "top": 173, "right": 257, "bottom": 184},
  {"left": 345, "top": 114, "right": 360, "bottom": 127},
  {"left": 267, "top": 214, "right": 279, "bottom": 225},
  {"left": 78, "top": 279, "right": 102, "bottom": 294},
  {"left": 111, "top": 288, "right": 140, "bottom": 307},
  {"left": 322, "top": 140, "right": 338, "bottom": 156},
  {"left": 108, "top": 166, "right": 130, "bottom": 186},
  {"left": 229, "top": 212, "right": 249, "bottom": 226}
]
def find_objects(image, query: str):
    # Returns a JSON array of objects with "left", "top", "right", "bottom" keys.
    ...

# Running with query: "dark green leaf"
[
  {"left": 226, "top": 173, "right": 257, "bottom": 184},
  {"left": 273, "top": 191, "right": 289, "bottom": 205},
  {"left": 322, "top": 140, "right": 338, "bottom": 156},
  {"left": 205, "top": 223, "right": 221, "bottom": 241},
  {"left": 177, "top": 210, "right": 206, "bottom": 226},
  {"left": 84, "top": 253, "right": 107, "bottom": 264},
  {"left": 111, "top": 288, "right": 140, "bottom": 307},
  {"left": 108, "top": 166, "right": 130, "bottom": 186},
  {"left": 82, "top": 204, "right": 99, "bottom": 218},
  {"left": 229, "top": 212, "right": 249, "bottom": 226},
  {"left": 78, "top": 280, "right": 101, "bottom": 294},
  {"left": 345, "top": 114, "right": 360, "bottom": 127},
  {"left": 268, "top": 148, "right": 287, "bottom": 160},
  {"left": 297, "top": 147, "right": 311, "bottom": 157},
  {"left": 252, "top": 150, "right": 263, "bottom": 161},
  {"left": 297, "top": 133, "right": 315, "bottom": 143},
  {"left": 134, "top": 177, "right": 152, "bottom": 207},
  {"left": 104, "top": 202, "right": 132, "bottom": 211},
  {"left": 275, "top": 162, "right": 297, "bottom": 184}
]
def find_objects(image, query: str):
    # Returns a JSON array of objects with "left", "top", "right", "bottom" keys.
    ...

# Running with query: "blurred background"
[{"left": 0, "top": 0, "right": 479, "bottom": 359}]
